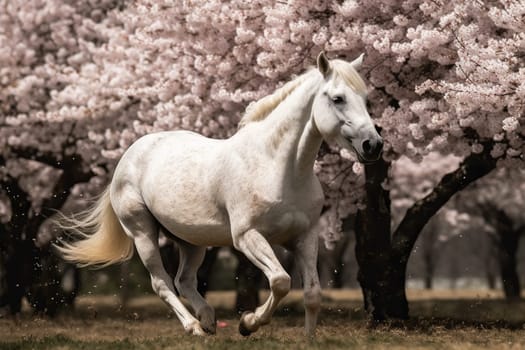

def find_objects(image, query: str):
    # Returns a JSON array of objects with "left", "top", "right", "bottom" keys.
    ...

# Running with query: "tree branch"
[
  {"left": 8, "top": 145, "right": 63, "bottom": 168},
  {"left": 391, "top": 145, "right": 497, "bottom": 260}
]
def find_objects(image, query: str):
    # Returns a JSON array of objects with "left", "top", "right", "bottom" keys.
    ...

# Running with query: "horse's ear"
[
  {"left": 351, "top": 53, "right": 364, "bottom": 70},
  {"left": 317, "top": 51, "right": 332, "bottom": 78}
]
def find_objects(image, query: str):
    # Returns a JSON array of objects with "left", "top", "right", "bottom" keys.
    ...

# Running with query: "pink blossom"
[
  {"left": 502, "top": 117, "right": 519, "bottom": 133},
  {"left": 2, "top": 0, "right": 525, "bottom": 247}
]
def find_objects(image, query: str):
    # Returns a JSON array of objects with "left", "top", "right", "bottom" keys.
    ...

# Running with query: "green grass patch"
[{"left": 2, "top": 291, "right": 525, "bottom": 349}]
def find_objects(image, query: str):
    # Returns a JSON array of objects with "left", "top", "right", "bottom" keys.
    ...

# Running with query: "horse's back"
[
  {"left": 110, "top": 131, "right": 233, "bottom": 245},
  {"left": 113, "top": 130, "right": 222, "bottom": 186}
]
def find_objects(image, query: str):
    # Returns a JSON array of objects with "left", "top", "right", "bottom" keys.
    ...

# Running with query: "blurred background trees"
[{"left": 0, "top": 0, "right": 523, "bottom": 321}]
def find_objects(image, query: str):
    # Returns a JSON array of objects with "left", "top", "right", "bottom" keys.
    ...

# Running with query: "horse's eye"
[{"left": 331, "top": 95, "right": 345, "bottom": 105}]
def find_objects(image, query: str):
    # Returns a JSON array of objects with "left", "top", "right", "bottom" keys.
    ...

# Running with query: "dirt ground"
[{"left": 1, "top": 289, "right": 525, "bottom": 349}]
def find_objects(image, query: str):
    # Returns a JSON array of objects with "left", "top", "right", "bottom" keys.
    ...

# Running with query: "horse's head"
[{"left": 312, "top": 52, "right": 383, "bottom": 163}]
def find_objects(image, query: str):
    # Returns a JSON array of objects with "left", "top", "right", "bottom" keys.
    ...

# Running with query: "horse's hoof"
[
  {"left": 186, "top": 322, "right": 206, "bottom": 336},
  {"left": 202, "top": 322, "right": 217, "bottom": 335},
  {"left": 239, "top": 321, "right": 253, "bottom": 337},
  {"left": 238, "top": 311, "right": 255, "bottom": 337},
  {"left": 193, "top": 326, "right": 206, "bottom": 336},
  {"left": 198, "top": 313, "right": 217, "bottom": 335}
]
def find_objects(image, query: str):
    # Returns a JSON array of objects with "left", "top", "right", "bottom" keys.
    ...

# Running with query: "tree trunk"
[
  {"left": 420, "top": 222, "right": 438, "bottom": 290},
  {"left": 233, "top": 249, "right": 262, "bottom": 314},
  {"left": 355, "top": 147, "right": 496, "bottom": 322},
  {"left": 486, "top": 270, "right": 497, "bottom": 290},
  {"left": 0, "top": 243, "right": 7, "bottom": 311},
  {"left": 485, "top": 235, "right": 499, "bottom": 290},
  {"left": 197, "top": 247, "right": 219, "bottom": 296},
  {"left": 498, "top": 233, "right": 520, "bottom": 300},
  {"left": 480, "top": 205, "right": 521, "bottom": 300},
  {"left": 26, "top": 249, "right": 67, "bottom": 316},
  {"left": 5, "top": 239, "right": 33, "bottom": 314},
  {"left": 119, "top": 262, "right": 131, "bottom": 306},
  {"left": 1, "top": 177, "right": 33, "bottom": 315},
  {"left": 423, "top": 255, "right": 434, "bottom": 290},
  {"left": 497, "top": 229, "right": 521, "bottom": 300},
  {"left": 0, "top": 150, "right": 94, "bottom": 316},
  {"left": 355, "top": 158, "right": 409, "bottom": 321}
]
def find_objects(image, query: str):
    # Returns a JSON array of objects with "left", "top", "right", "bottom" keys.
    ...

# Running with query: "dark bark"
[
  {"left": 481, "top": 205, "right": 521, "bottom": 300},
  {"left": 0, "top": 174, "right": 33, "bottom": 314},
  {"left": 498, "top": 235, "right": 521, "bottom": 300},
  {"left": 119, "top": 262, "right": 131, "bottom": 306},
  {"left": 355, "top": 147, "right": 497, "bottom": 321},
  {"left": 423, "top": 254, "right": 434, "bottom": 290},
  {"left": 499, "top": 237, "right": 521, "bottom": 300},
  {"left": 485, "top": 240, "right": 499, "bottom": 290},
  {"left": 25, "top": 158, "right": 92, "bottom": 315},
  {"left": 486, "top": 269, "right": 497, "bottom": 290},
  {"left": 197, "top": 247, "right": 219, "bottom": 296},
  {"left": 355, "top": 158, "right": 408, "bottom": 321},
  {"left": 420, "top": 222, "right": 439, "bottom": 290},
  {"left": 233, "top": 249, "right": 262, "bottom": 314},
  {"left": 26, "top": 250, "right": 71, "bottom": 316},
  {"left": 5, "top": 239, "right": 34, "bottom": 314},
  {"left": 0, "top": 148, "right": 94, "bottom": 316}
]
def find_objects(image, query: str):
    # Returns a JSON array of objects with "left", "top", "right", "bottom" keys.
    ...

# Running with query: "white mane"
[{"left": 238, "top": 59, "right": 367, "bottom": 128}]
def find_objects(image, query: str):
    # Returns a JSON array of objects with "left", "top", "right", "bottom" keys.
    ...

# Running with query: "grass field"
[{"left": 1, "top": 290, "right": 525, "bottom": 349}]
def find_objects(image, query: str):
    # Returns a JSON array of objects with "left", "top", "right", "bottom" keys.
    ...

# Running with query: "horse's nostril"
[
  {"left": 362, "top": 139, "right": 372, "bottom": 154},
  {"left": 362, "top": 138, "right": 383, "bottom": 158}
]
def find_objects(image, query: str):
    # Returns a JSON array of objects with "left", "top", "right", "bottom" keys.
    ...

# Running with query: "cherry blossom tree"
[
  {"left": 350, "top": 0, "right": 524, "bottom": 320},
  {"left": 2, "top": 0, "right": 524, "bottom": 321},
  {"left": 0, "top": 0, "right": 126, "bottom": 315},
  {"left": 452, "top": 168, "right": 525, "bottom": 299}
]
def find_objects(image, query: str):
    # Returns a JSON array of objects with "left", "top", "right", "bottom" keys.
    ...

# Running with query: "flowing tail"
[{"left": 55, "top": 188, "right": 134, "bottom": 268}]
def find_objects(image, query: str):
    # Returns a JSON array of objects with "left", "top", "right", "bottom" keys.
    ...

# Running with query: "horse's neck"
[{"left": 259, "top": 74, "right": 323, "bottom": 176}]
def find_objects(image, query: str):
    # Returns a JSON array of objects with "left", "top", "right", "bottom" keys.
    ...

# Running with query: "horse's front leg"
[
  {"left": 232, "top": 228, "right": 291, "bottom": 336},
  {"left": 292, "top": 229, "right": 321, "bottom": 337}
]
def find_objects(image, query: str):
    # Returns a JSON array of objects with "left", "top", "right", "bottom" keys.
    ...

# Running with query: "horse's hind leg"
[
  {"left": 175, "top": 241, "right": 216, "bottom": 334},
  {"left": 115, "top": 200, "right": 204, "bottom": 335}
]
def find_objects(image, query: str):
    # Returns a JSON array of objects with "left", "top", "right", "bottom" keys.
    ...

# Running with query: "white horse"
[{"left": 57, "top": 53, "right": 382, "bottom": 337}]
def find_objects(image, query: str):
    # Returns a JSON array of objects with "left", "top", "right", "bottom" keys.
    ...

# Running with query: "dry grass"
[{"left": 1, "top": 290, "right": 525, "bottom": 349}]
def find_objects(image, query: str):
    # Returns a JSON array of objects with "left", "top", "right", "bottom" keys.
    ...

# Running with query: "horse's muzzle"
[{"left": 360, "top": 137, "right": 383, "bottom": 162}]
